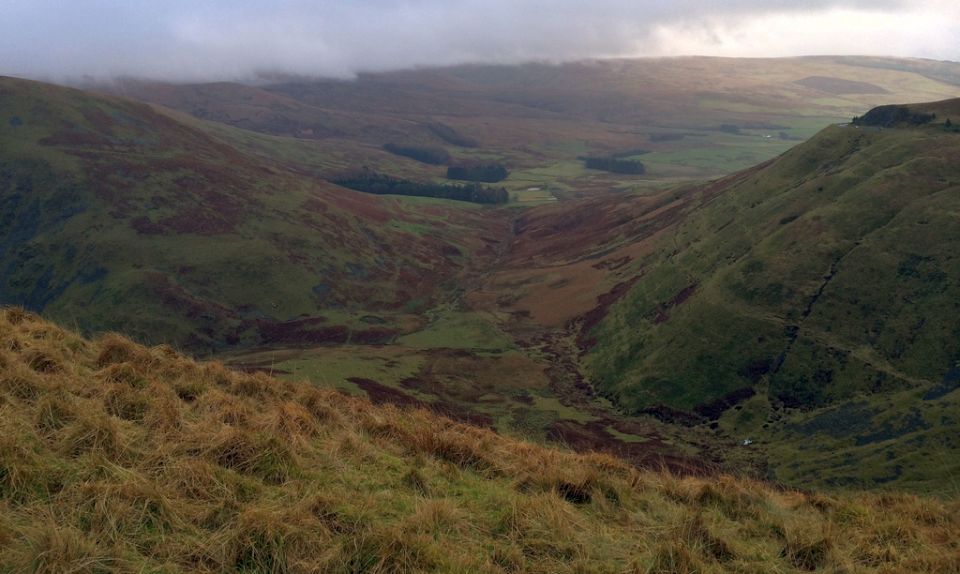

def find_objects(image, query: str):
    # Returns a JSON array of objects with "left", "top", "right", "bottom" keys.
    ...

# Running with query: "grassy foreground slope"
[
  {"left": 0, "top": 76, "right": 505, "bottom": 352},
  {"left": 1, "top": 308, "right": 958, "bottom": 573}
]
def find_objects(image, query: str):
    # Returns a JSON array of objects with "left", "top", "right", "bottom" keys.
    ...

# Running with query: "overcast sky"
[{"left": 1, "top": 0, "right": 958, "bottom": 82}]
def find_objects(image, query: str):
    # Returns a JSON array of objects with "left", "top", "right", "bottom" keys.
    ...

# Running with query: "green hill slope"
[
  {"left": 1, "top": 308, "right": 957, "bottom": 573},
  {"left": 0, "top": 77, "right": 504, "bottom": 352},
  {"left": 579, "top": 102, "right": 960, "bottom": 491}
]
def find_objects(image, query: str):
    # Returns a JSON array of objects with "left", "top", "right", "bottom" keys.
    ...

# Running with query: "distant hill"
[
  {"left": 1, "top": 307, "right": 957, "bottom": 573},
  {"left": 100, "top": 56, "right": 960, "bottom": 186}
]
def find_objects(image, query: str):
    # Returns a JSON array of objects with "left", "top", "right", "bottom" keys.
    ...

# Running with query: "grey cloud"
[{"left": 0, "top": 0, "right": 949, "bottom": 82}]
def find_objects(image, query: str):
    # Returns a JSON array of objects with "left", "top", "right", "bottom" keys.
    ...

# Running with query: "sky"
[{"left": 1, "top": 0, "right": 958, "bottom": 82}]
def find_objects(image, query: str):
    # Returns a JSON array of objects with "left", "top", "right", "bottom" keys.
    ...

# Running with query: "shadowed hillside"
[
  {"left": 0, "top": 76, "right": 509, "bottom": 352},
  {"left": 586, "top": 112, "right": 960, "bottom": 413},
  {"left": 1, "top": 308, "right": 958, "bottom": 573}
]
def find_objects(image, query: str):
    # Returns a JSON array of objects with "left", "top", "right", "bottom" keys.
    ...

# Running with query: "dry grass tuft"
[
  {"left": 96, "top": 361, "right": 146, "bottom": 387},
  {"left": 159, "top": 457, "right": 237, "bottom": 505},
  {"left": 103, "top": 384, "right": 150, "bottom": 421},
  {"left": 403, "top": 466, "right": 431, "bottom": 496},
  {"left": 71, "top": 472, "right": 181, "bottom": 542},
  {"left": 143, "top": 382, "right": 184, "bottom": 433},
  {"left": 0, "top": 433, "right": 50, "bottom": 503},
  {"left": 24, "top": 348, "right": 62, "bottom": 374},
  {"left": 9, "top": 520, "right": 128, "bottom": 574},
  {"left": 349, "top": 524, "right": 443, "bottom": 573},
  {"left": 667, "top": 512, "right": 732, "bottom": 564},
  {"left": 503, "top": 492, "right": 585, "bottom": 561},
  {"left": 197, "top": 504, "right": 327, "bottom": 574},
  {"left": 195, "top": 388, "right": 252, "bottom": 426},
  {"left": 1, "top": 373, "right": 44, "bottom": 403},
  {"left": 404, "top": 498, "right": 467, "bottom": 537},
  {"left": 4, "top": 307, "right": 32, "bottom": 325},
  {"left": 695, "top": 476, "right": 766, "bottom": 521},
  {"left": 95, "top": 334, "right": 145, "bottom": 368},
  {"left": 61, "top": 411, "right": 126, "bottom": 461},
  {"left": 0, "top": 511, "right": 12, "bottom": 548},
  {"left": 34, "top": 393, "right": 77, "bottom": 436},
  {"left": 295, "top": 387, "right": 343, "bottom": 424},
  {"left": 646, "top": 540, "right": 707, "bottom": 574},
  {"left": 781, "top": 521, "right": 833, "bottom": 571},
  {"left": 172, "top": 376, "right": 209, "bottom": 403},
  {"left": 260, "top": 400, "right": 321, "bottom": 445},
  {"left": 197, "top": 426, "right": 299, "bottom": 484},
  {"left": 230, "top": 371, "right": 279, "bottom": 399},
  {"left": 409, "top": 422, "right": 502, "bottom": 475},
  {"left": 1, "top": 363, "right": 46, "bottom": 402}
]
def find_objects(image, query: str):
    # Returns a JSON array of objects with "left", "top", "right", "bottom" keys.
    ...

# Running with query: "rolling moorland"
[
  {"left": 2, "top": 55, "right": 960, "bottom": 511},
  {"left": 104, "top": 56, "right": 960, "bottom": 198}
]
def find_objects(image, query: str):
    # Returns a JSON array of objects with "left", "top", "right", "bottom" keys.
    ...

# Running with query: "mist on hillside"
[{"left": 1, "top": 0, "right": 958, "bottom": 82}]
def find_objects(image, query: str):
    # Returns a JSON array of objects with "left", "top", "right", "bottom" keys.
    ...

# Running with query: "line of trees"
[
  {"left": 582, "top": 156, "right": 647, "bottom": 175},
  {"left": 332, "top": 171, "right": 509, "bottom": 205},
  {"left": 852, "top": 106, "right": 936, "bottom": 128},
  {"left": 382, "top": 143, "right": 450, "bottom": 165},
  {"left": 446, "top": 163, "right": 509, "bottom": 183}
]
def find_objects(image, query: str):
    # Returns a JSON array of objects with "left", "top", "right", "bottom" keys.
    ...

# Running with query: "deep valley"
[{"left": 2, "top": 53, "right": 960, "bottom": 572}]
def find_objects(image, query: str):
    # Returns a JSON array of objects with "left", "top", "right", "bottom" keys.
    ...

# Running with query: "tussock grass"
[
  {"left": 0, "top": 308, "right": 957, "bottom": 572},
  {"left": 9, "top": 519, "right": 130, "bottom": 574}
]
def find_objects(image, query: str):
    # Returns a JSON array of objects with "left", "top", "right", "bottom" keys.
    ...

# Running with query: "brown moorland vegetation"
[{"left": 1, "top": 307, "right": 958, "bottom": 573}]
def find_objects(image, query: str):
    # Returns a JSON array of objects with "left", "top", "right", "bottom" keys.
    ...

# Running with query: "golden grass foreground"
[{"left": 0, "top": 307, "right": 957, "bottom": 573}]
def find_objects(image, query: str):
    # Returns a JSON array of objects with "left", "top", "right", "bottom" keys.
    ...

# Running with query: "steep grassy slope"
[
  {"left": 2, "top": 308, "right": 958, "bottom": 573},
  {"left": 584, "top": 107, "right": 960, "bottom": 409},
  {"left": 572, "top": 104, "right": 960, "bottom": 491},
  {"left": 0, "top": 77, "right": 506, "bottom": 352}
]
